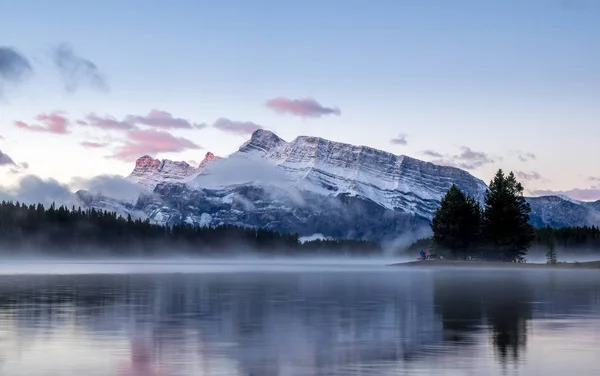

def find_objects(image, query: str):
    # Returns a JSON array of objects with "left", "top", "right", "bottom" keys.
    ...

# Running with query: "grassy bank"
[{"left": 391, "top": 259, "right": 600, "bottom": 269}]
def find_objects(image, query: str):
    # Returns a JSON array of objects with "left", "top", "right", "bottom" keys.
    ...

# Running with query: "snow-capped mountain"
[
  {"left": 75, "top": 130, "right": 600, "bottom": 242},
  {"left": 126, "top": 152, "right": 220, "bottom": 190}
]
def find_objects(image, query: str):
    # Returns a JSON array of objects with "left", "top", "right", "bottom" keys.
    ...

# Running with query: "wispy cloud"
[
  {"left": 510, "top": 150, "right": 537, "bottom": 162},
  {"left": 80, "top": 141, "right": 108, "bottom": 149},
  {"left": 213, "top": 118, "right": 263, "bottom": 135},
  {"left": 14, "top": 111, "right": 70, "bottom": 134},
  {"left": 266, "top": 97, "right": 341, "bottom": 118},
  {"left": 515, "top": 170, "right": 542, "bottom": 181},
  {"left": 390, "top": 134, "right": 408, "bottom": 145},
  {"left": 79, "top": 110, "right": 205, "bottom": 131},
  {"left": 421, "top": 150, "right": 443, "bottom": 158},
  {"left": 8, "top": 161, "right": 29, "bottom": 175},
  {"left": 79, "top": 113, "right": 136, "bottom": 131},
  {"left": 0, "top": 47, "right": 32, "bottom": 90},
  {"left": 51, "top": 43, "right": 108, "bottom": 93},
  {"left": 110, "top": 129, "right": 201, "bottom": 161},
  {"left": 0, "top": 149, "right": 15, "bottom": 166},
  {"left": 126, "top": 110, "right": 206, "bottom": 130},
  {"left": 428, "top": 146, "right": 495, "bottom": 170}
]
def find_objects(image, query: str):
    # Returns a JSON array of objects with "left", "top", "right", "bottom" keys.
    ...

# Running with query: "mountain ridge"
[{"left": 75, "top": 130, "right": 600, "bottom": 242}]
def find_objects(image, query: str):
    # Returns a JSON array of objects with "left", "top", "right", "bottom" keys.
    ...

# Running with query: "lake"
[{"left": 0, "top": 261, "right": 599, "bottom": 375}]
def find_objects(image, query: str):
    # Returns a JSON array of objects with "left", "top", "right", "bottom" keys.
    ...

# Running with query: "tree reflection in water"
[{"left": 434, "top": 270, "right": 532, "bottom": 366}]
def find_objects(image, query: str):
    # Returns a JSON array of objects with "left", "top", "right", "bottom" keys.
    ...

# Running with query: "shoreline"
[{"left": 390, "top": 259, "right": 600, "bottom": 269}]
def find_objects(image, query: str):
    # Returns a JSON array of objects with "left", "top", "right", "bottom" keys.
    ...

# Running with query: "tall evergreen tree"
[
  {"left": 483, "top": 170, "right": 535, "bottom": 262},
  {"left": 431, "top": 184, "right": 482, "bottom": 259}
]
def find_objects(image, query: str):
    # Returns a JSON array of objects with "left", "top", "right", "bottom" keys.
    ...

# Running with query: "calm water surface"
[{"left": 0, "top": 262, "right": 599, "bottom": 375}]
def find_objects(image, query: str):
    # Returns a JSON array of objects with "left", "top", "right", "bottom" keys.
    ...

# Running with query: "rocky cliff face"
[{"left": 75, "top": 130, "right": 600, "bottom": 242}]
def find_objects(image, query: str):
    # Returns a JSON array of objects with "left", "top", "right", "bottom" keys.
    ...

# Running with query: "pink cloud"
[
  {"left": 213, "top": 118, "right": 263, "bottom": 135},
  {"left": 126, "top": 109, "right": 205, "bottom": 129},
  {"left": 82, "top": 113, "right": 136, "bottom": 130},
  {"left": 79, "top": 110, "right": 205, "bottom": 131},
  {"left": 14, "top": 111, "right": 70, "bottom": 134},
  {"left": 266, "top": 97, "right": 341, "bottom": 118},
  {"left": 80, "top": 141, "right": 108, "bottom": 148},
  {"left": 111, "top": 129, "right": 201, "bottom": 161}
]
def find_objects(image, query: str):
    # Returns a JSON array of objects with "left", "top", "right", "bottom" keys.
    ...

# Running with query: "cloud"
[
  {"left": 8, "top": 161, "right": 29, "bottom": 175},
  {"left": 0, "top": 149, "right": 15, "bottom": 166},
  {"left": 14, "top": 111, "right": 70, "bottom": 134},
  {"left": 51, "top": 43, "right": 107, "bottom": 93},
  {"left": 70, "top": 174, "right": 143, "bottom": 203},
  {"left": 265, "top": 97, "right": 341, "bottom": 118},
  {"left": 421, "top": 150, "right": 443, "bottom": 158},
  {"left": 515, "top": 170, "right": 542, "bottom": 181},
  {"left": 0, "top": 47, "right": 33, "bottom": 92},
  {"left": 430, "top": 146, "right": 495, "bottom": 170},
  {"left": 0, "top": 174, "right": 144, "bottom": 208},
  {"left": 530, "top": 188, "right": 600, "bottom": 202},
  {"left": 213, "top": 118, "right": 263, "bottom": 135},
  {"left": 80, "top": 141, "right": 107, "bottom": 149},
  {"left": 79, "top": 110, "right": 206, "bottom": 131},
  {"left": 81, "top": 113, "right": 136, "bottom": 131},
  {"left": 110, "top": 129, "right": 201, "bottom": 161},
  {"left": 125, "top": 110, "right": 205, "bottom": 130},
  {"left": 0, "top": 175, "right": 77, "bottom": 208},
  {"left": 189, "top": 153, "right": 305, "bottom": 206},
  {"left": 390, "top": 134, "right": 408, "bottom": 145},
  {"left": 512, "top": 150, "right": 536, "bottom": 162}
]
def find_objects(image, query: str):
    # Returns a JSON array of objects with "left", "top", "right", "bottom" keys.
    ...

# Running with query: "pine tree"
[
  {"left": 483, "top": 170, "right": 535, "bottom": 262},
  {"left": 431, "top": 184, "right": 482, "bottom": 259}
]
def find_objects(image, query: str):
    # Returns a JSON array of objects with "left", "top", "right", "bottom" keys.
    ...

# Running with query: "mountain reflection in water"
[{"left": 0, "top": 266, "right": 598, "bottom": 375}]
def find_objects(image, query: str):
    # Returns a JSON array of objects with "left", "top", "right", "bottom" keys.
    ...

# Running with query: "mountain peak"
[
  {"left": 135, "top": 155, "right": 161, "bottom": 168},
  {"left": 199, "top": 151, "right": 221, "bottom": 170},
  {"left": 239, "top": 129, "right": 286, "bottom": 155}
]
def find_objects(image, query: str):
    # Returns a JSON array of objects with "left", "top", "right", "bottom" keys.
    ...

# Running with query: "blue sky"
[{"left": 1, "top": 0, "right": 599, "bottom": 199}]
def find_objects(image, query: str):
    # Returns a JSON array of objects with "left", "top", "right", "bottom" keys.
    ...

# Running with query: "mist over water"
[{"left": 0, "top": 263, "right": 599, "bottom": 375}]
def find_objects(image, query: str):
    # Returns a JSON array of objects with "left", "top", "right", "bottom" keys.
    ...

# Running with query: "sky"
[{"left": 1, "top": 0, "right": 600, "bottom": 200}]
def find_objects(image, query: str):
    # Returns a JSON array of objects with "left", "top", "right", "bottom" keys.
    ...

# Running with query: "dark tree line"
[
  {"left": 430, "top": 169, "right": 535, "bottom": 262},
  {"left": 534, "top": 225, "right": 600, "bottom": 253},
  {"left": 408, "top": 225, "right": 600, "bottom": 259},
  {"left": 0, "top": 201, "right": 381, "bottom": 257}
]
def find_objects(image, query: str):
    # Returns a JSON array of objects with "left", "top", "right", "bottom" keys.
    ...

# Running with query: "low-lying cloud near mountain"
[{"left": 0, "top": 174, "right": 143, "bottom": 208}]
